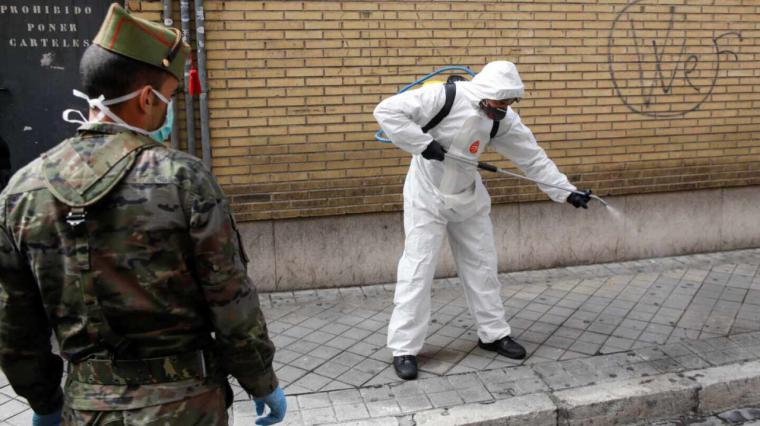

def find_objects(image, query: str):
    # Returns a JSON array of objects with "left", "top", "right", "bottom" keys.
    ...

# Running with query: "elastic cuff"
[
  {"left": 410, "top": 139, "right": 434, "bottom": 156},
  {"left": 243, "top": 366, "right": 279, "bottom": 399},
  {"left": 30, "top": 387, "right": 63, "bottom": 415}
]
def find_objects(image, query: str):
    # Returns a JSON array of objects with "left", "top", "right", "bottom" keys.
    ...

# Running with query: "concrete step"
[
  {"left": 323, "top": 357, "right": 760, "bottom": 425},
  {"left": 348, "top": 361, "right": 760, "bottom": 426}
]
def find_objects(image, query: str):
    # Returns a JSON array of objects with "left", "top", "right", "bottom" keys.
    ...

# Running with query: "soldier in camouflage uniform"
[{"left": 0, "top": 4, "right": 285, "bottom": 425}]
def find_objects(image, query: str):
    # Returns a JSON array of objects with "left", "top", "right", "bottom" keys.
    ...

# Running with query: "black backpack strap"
[
  {"left": 490, "top": 121, "right": 500, "bottom": 140},
  {"left": 421, "top": 82, "right": 456, "bottom": 133}
]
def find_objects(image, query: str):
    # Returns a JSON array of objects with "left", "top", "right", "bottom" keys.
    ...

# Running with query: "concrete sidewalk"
[{"left": 1, "top": 249, "right": 759, "bottom": 425}]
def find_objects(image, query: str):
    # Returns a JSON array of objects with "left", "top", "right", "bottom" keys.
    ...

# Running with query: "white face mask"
[{"left": 62, "top": 87, "right": 173, "bottom": 143}]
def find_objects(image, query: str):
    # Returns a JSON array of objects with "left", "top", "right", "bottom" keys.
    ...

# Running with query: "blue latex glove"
[
  {"left": 253, "top": 386, "right": 287, "bottom": 425},
  {"left": 32, "top": 410, "right": 61, "bottom": 426}
]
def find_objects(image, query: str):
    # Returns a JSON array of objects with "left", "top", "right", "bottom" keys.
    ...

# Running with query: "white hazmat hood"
[{"left": 466, "top": 61, "right": 525, "bottom": 101}]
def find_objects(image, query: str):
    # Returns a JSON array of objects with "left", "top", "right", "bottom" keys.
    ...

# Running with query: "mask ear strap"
[
  {"left": 84, "top": 91, "right": 129, "bottom": 126},
  {"left": 72, "top": 90, "right": 106, "bottom": 121},
  {"left": 88, "top": 96, "right": 122, "bottom": 124},
  {"left": 62, "top": 109, "right": 88, "bottom": 125},
  {"left": 62, "top": 90, "right": 95, "bottom": 125},
  {"left": 101, "top": 88, "right": 143, "bottom": 106},
  {"left": 150, "top": 88, "right": 171, "bottom": 104},
  {"left": 72, "top": 89, "right": 90, "bottom": 102},
  {"left": 65, "top": 88, "right": 152, "bottom": 136}
]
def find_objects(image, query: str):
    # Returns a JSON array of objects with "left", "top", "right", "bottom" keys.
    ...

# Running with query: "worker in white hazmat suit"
[{"left": 374, "top": 61, "right": 591, "bottom": 380}]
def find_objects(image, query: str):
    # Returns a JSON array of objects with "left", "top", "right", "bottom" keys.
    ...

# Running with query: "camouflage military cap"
[{"left": 93, "top": 3, "right": 190, "bottom": 81}]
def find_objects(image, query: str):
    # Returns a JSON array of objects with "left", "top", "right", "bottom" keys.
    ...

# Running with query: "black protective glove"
[
  {"left": 421, "top": 140, "right": 447, "bottom": 161},
  {"left": 567, "top": 190, "right": 592, "bottom": 209}
]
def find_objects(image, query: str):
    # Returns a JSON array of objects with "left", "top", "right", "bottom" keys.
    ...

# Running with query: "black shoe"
[
  {"left": 478, "top": 336, "right": 527, "bottom": 359},
  {"left": 393, "top": 355, "right": 418, "bottom": 380}
]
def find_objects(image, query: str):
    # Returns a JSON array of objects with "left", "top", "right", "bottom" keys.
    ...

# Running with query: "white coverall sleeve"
[
  {"left": 491, "top": 109, "right": 576, "bottom": 203},
  {"left": 373, "top": 85, "right": 446, "bottom": 155}
]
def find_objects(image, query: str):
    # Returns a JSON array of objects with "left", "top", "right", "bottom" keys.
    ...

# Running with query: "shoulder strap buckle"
[{"left": 66, "top": 207, "right": 87, "bottom": 228}]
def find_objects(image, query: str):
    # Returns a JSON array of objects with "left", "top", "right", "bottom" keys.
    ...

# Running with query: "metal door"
[{"left": 0, "top": 1, "right": 109, "bottom": 179}]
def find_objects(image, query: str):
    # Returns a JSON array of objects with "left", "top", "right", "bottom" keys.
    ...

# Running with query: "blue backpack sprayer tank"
[{"left": 375, "top": 66, "right": 608, "bottom": 207}]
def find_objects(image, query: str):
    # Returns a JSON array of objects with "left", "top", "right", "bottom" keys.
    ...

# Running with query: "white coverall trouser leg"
[{"left": 387, "top": 181, "right": 511, "bottom": 357}]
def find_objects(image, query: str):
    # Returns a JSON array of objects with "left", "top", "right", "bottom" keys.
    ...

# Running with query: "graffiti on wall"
[{"left": 608, "top": 0, "right": 744, "bottom": 118}]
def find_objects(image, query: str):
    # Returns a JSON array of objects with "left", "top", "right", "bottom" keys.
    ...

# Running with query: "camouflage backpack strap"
[{"left": 41, "top": 132, "right": 160, "bottom": 358}]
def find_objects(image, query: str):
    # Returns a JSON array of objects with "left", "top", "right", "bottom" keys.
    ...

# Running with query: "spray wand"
[{"left": 444, "top": 152, "right": 609, "bottom": 207}]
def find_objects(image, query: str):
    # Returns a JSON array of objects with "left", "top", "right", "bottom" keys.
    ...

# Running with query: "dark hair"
[{"left": 79, "top": 44, "right": 171, "bottom": 100}]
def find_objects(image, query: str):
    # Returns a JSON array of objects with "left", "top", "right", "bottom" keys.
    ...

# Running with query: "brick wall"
[{"left": 130, "top": 1, "right": 760, "bottom": 222}]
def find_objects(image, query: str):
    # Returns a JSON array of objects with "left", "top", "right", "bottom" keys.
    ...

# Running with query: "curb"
[
  {"left": 394, "top": 360, "right": 760, "bottom": 426},
  {"left": 415, "top": 393, "right": 556, "bottom": 426}
]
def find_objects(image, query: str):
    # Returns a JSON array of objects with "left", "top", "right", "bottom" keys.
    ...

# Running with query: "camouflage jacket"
[{"left": 0, "top": 123, "right": 277, "bottom": 411}]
